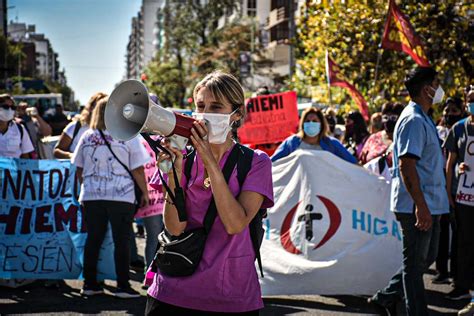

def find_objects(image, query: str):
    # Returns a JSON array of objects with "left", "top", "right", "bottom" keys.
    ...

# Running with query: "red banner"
[
  {"left": 326, "top": 54, "right": 369, "bottom": 121},
  {"left": 238, "top": 91, "right": 299, "bottom": 145},
  {"left": 381, "top": 0, "right": 430, "bottom": 67}
]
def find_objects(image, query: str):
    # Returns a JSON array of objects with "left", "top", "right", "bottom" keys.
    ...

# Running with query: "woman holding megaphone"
[{"left": 145, "top": 71, "right": 274, "bottom": 315}]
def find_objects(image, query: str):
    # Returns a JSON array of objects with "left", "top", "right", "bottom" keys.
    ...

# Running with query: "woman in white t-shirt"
[
  {"left": 54, "top": 92, "right": 107, "bottom": 158},
  {"left": 72, "top": 97, "right": 150, "bottom": 299}
]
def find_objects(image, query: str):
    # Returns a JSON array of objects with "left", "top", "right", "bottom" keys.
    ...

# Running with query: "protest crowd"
[
  {"left": 0, "top": 66, "right": 473, "bottom": 315},
  {"left": 0, "top": 0, "right": 473, "bottom": 315}
]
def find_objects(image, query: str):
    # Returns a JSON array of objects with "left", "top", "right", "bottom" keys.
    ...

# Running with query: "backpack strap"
[
  {"left": 68, "top": 121, "right": 82, "bottom": 151},
  {"left": 14, "top": 121, "right": 24, "bottom": 140},
  {"left": 236, "top": 145, "right": 265, "bottom": 278}
]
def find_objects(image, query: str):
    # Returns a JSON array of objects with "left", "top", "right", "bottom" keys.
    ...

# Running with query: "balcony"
[{"left": 265, "top": 7, "right": 287, "bottom": 30}]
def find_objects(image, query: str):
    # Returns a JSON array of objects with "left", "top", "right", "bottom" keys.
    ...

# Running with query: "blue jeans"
[
  {"left": 143, "top": 215, "right": 164, "bottom": 268},
  {"left": 373, "top": 213, "right": 440, "bottom": 316}
]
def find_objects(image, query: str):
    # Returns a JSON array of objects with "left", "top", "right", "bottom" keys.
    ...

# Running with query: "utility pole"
[{"left": 288, "top": 0, "right": 296, "bottom": 80}]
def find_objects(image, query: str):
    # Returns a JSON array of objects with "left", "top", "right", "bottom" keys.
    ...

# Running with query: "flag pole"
[
  {"left": 325, "top": 50, "right": 332, "bottom": 107},
  {"left": 372, "top": 0, "right": 391, "bottom": 105},
  {"left": 371, "top": 45, "right": 382, "bottom": 104}
]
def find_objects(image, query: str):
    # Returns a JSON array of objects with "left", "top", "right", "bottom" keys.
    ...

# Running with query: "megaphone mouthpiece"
[{"left": 123, "top": 103, "right": 147, "bottom": 124}]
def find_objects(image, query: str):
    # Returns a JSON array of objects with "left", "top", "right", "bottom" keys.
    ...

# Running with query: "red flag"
[
  {"left": 381, "top": 0, "right": 430, "bottom": 67},
  {"left": 325, "top": 53, "right": 369, "bottom": 121}
]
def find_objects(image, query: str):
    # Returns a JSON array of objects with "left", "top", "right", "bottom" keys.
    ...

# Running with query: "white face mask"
[
  {"left": 192, "top": 109, "right": 238, "bottom": 144},
  {"left": 0, "top": 108, "right": 15, "bottom": 122},
  {"left": 429, "top": 85, "right": 445, "bottom": 105}
]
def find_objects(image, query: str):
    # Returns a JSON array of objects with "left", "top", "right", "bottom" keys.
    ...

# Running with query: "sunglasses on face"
[
  {"left": 0, "top": 103, "right": 16, "bottom": 110},
  {"left": 382, "top": 114, "right": 399, "bottom": 122}
]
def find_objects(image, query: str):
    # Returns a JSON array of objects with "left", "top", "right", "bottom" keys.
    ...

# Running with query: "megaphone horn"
[{"left": 104, "top": 79, "right": 195, "bottom": 142}]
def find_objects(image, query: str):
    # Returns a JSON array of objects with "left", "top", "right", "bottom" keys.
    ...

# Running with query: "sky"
[{"left": 10, "top": 0, "right": 142, "bottom": 105}]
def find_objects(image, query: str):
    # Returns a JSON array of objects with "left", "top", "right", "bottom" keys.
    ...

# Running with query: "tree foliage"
[
  {"left": 295, "top": 1, "right": 473, "bottom": 114},
  {"left": 144, "top": 0, "right": 271, "bottom": 108}
]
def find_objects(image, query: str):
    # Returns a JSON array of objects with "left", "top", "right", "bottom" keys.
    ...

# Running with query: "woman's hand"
[
  {"left": 459, "top": 162, "right": 469, "bottom": 174},
  {"left": 190, "top": 120, "right": 217, "bottom": 168},
  {"left": 139, "top": 192, "right": 149, "bottom": 208},
  {"left": 155, "top": 138, "right": 184, "bottom": 175}
]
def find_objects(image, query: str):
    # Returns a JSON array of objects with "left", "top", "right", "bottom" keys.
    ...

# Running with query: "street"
[{"left": 0, "top": 235, "right": 467, "bottom": 315}]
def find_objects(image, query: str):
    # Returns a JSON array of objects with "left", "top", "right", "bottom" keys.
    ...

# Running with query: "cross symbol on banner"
[{"left": 297, "top": 204, "right": 323, "bottom": 241}]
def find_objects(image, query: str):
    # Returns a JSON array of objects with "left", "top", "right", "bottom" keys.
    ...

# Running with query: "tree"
[{"left": 295, "top": 1, "right": 472, "bottom": 115}]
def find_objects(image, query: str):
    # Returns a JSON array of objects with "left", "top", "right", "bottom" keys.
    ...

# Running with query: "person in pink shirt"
[{"left": 145, "top": 71, "right": 274, "bottom": 315}]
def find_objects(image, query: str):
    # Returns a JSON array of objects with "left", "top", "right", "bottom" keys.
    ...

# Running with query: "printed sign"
[
  {"left": 238, "top": 91, "right": 299, "bottom": 145},
  {"left": 260, "top": 150, "right": 402, "bottom": 295},
  {"left": 456, "top": 135, "right": 474, "bottom": 206},
  {"left": 0, "top": 158, "right": 115, "bottom": 279}
]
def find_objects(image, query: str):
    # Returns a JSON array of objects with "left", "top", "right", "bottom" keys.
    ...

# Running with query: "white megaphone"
[{"left": 105, "top": 79, "right": 195, "bottom": 172}]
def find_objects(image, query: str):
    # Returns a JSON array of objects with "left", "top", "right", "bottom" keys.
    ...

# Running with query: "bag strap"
[
  {"left": 202, "top": 144, "right": 241, "bottom": 233},
  {"left": 15, "top": 121, "right": 24, "bottom": 139},
  {"left": 69, "top": 121, "right": 82, "bottom": 151},
  {"left": 184, "top": 149, "right": 196, "bottom": 181},
  {"left": 98, "top": 130, "right": 138, "bottom": 204}
]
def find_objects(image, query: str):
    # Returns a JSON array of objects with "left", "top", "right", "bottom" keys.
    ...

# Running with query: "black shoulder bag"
[
  {"left": 153, "top": 144, "right": 241, "bottom": 277},
  {"left": 98, "top": 130, "right": 143, "bottom": 211}
]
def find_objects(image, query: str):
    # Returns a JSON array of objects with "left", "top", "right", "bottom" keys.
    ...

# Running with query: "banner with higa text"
[
  {"left": 238, "top": 91, "right": 299, "bottom": 145},
  {"left": 0, "top": 158, "right": 115, "bottom": 279},
  {"left": 260, "top": 150, "right": 402, "bottom": 295}
]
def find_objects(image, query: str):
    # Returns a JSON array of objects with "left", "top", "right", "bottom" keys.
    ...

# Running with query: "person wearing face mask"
[
  {"left": 145, "top": 71, "right": 274, "bottom": 315},
  {"left": 360, "top": 102, "right": 404, "bottom": 165},
  {"left": 343, "top": 110, "right": 370, "bottom": 162},
  {"left": 270, "top": 107, "right": 356, "bottom": 163},
  {"left": 444, "top": 89, "right": 474, "bottom": 301},
  {"left": 54, "top": 92, "right": 107, "bottom": 159},
  {"left": 431, "top": 97, "right": 465, "bottom": 286},
  {"left": 368, "top": 67, "right": 449, "bottom": 316},
  {"left": 0, "top": 94, "right": 34, "bottom": 158}
]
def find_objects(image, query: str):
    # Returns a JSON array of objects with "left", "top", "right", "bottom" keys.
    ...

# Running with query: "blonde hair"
[
  {"left": 89, "top": 97, "right": 109, "bottom": 130},
  {"left": 297, "top": 107, "right": 329, "bottom": 139},
  {"left": 193, "top": 70, "right": 246, "bottom": 128},
  {"left": 80, "top": 92, "right": 107, "bottom": 126}
]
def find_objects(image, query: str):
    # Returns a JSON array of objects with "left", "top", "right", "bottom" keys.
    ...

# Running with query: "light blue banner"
[{"left": 0, "top": 158, "right": 115, "bottom": 280}]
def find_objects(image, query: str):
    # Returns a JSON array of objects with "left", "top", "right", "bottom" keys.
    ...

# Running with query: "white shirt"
[
  {"left": 0, "top": 121, "right": 34, "bottom": 158},
  {"left": 71, "top": 129, "right": 150, "bottom": 203},
  {"left": 64, "top": 121, "right": 89, "bottom": 153}
]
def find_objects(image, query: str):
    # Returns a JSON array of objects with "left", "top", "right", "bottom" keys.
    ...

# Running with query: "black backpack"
[{"left": 184, "top": 144, "right": 266, "bottom": 277}]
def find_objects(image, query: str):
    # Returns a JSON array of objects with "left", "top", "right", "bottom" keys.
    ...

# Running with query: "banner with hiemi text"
[
  {"left": 260, "top": 150, "right": 402, "bottom": 295},
  {"left": 238, "top": 91, "right": 299, "bottom": 145},
  {"left": 0, "top": 158, "right": 115, "bottom": 280}
]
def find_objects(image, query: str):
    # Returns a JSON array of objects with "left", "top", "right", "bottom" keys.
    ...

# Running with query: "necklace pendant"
[{"left": 203, "top": 177, "right": 211, "bottom": 189}]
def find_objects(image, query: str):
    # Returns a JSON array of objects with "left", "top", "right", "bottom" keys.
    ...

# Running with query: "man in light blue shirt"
[{"left": 369, "top": 67, "right": 449, "bottom": 316}]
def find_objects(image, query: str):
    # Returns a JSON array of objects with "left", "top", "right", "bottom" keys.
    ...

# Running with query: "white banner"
[{"left": 260, "top": 150, "right": 402, "bottom": 295}]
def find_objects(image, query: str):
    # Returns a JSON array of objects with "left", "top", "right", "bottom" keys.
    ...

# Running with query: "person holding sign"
[
  {"left": 271, "top": 107, "right": 356, "bottom": 163},
  {"left": 145, "top": 71, "right": 274, "bottom": 315},
  {"left": 72, "top": 97, "right": 150, "bottom": 299},
  {"left": 444, "top": 89, "right": 474, "bottom": 301}
]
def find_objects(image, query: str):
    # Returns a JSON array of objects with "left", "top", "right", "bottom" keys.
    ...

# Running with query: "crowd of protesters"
[{"left": 0, "top": 66, "right": 473, "bottom": 315}]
